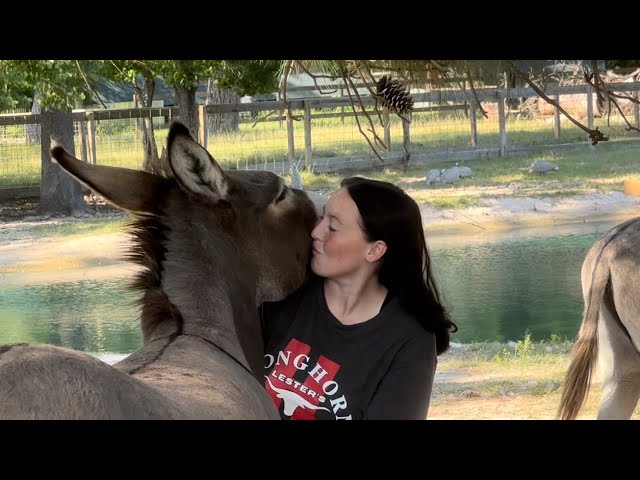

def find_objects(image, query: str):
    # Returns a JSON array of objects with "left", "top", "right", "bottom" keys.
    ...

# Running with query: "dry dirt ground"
[
  {"left": 428, "top": 365, "right": 640, "bottom": 420},
  {"left": 420, "top": 188, "right": 640, "bottom": 236},
  {"left": 2, "top": 189, "right": 640, "bottom": 420}
]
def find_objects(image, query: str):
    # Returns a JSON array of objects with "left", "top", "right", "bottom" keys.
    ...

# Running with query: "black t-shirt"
[{"left": 260, "top": 276, "right": 437, "bottom": 420}]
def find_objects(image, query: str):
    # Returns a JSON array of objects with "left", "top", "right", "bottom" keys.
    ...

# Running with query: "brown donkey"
[
  {"left": 558, "top": 217, "right": 640, "bottom": 420},
  {"left": 0, "top": 121, "right": 319, "bottom": 419}
]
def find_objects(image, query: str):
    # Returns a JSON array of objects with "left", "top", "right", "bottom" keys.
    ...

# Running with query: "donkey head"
[{"left": 50, "top": 121, "right": 318, "bottom": 375}]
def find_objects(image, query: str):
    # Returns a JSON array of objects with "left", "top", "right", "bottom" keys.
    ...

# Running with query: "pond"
[
  {"left": 428, "top": 220, "right": 618, "bottom": 344},
  {"left": 0, "top": 219, "right": 624, "bottom": 356},
  {"left": 0, "top": 275, "right": 141, "bottom": 355}
]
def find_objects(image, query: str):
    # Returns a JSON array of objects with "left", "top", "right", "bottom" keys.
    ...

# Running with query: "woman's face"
[{"left": 310, "top": 187, "right": 374, "bottom": 279}]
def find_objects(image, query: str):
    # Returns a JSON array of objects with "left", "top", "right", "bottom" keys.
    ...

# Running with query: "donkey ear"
[
  {"left": 166, "top": 121, "right": 229, "bottom": 202},
  {"left": 50, "top": 140, "right": 165, "bottom": 215}
]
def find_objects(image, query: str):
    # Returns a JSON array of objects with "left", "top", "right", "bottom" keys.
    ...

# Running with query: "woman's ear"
[{"left": 365, "top": 240, "right": 388, "bottom": 263}]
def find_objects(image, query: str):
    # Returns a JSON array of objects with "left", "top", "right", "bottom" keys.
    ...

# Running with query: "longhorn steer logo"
[{"left": 265, "top": 376, "right": 331, "bottom": 417}]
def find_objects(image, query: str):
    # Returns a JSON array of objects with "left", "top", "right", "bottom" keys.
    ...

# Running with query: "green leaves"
[{"left": 0, "top": 60, "right": 93, "bottom": 110}]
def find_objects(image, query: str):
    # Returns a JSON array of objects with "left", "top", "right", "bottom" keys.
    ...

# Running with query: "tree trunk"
[
  {"left": 175, "top": 86, "right": 198, "bottom": 138},
  {"left": 504, "top": 69, "right": 519, "bottom": 111},
  {"left": 206, "top": 79, "right": 240, "bottom": 134},
  {"left": 135, "top": 76, "right": 170, "bottom": 177},
  {"left": 37, "top": 109, "right": 87, "bottom": 217}
]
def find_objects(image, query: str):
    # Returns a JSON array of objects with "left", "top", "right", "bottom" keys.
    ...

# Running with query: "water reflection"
[
  {"left": 428, "top": 220, "right": 620, "bottom": 343},
  {"left": 0, "top": 277, "right": 141, "bottom": 353}
]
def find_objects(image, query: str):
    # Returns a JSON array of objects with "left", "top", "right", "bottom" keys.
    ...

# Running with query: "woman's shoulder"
[{"left": 382, "top": 297, "right": 437, "bottom": 345}]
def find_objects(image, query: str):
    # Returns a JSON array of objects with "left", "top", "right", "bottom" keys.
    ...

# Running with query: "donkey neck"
[
  {"left": 137, "top": 276, "right": 262, "bottom": 377},
  {"left": 158, "top": 211, "right": 264, "bottom": 378},
  {"left": 127, "top": 205, "right": 264, "bottom": 378}
]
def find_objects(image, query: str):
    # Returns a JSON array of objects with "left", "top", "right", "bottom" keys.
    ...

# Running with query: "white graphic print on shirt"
[{"left": 264, "top": 337, "right": 352, "bottom": 420}]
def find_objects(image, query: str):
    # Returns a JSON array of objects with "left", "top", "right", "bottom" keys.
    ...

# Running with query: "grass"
[
  {"left": 440, "top": 334, "right": 574, "bottom": 370},
  {"left": 279, "top": 141, "right": 640, "bottom": 211},
  {"left": 430, "top": 333, "right": 640, "bottom": 419},
  {"left": 427, "top": 196, "right": 483, "bottom": 210},
  {"left": 432, "top": 333, "right": 574, "bottom": 400},
  {"left": 26, "top": 217, "right": 126, "bottom": 240}
]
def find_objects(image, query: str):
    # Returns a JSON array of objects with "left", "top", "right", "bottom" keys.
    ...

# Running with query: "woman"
[{"left": 261, "top": 176, "right": 456, "bottom": 420}]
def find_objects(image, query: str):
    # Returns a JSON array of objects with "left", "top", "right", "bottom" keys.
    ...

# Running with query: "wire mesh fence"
[{"left": 2, "top": 83, "right": 640, "bottom": 189}]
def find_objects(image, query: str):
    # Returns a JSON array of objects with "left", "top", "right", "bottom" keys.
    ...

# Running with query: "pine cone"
[{"left": 375, "top": 75, "right": 414, "bottom": 116}]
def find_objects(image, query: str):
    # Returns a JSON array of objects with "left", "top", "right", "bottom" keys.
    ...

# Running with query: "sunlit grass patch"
[{"left": 28, "top": 217, "right": 126, "bottom": 240}]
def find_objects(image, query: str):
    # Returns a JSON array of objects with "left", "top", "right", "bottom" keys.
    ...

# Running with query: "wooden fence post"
[
  {"left": 287, "top": 110, "right": 295, "bottom": 163},
  {"left": 634, "top": 89, "right": 640, "bottom": 130},
  {"left": 78, "top": 119, "right": 88, "bottom": 162},
  {"left": 586, "top": 86, "right": 594, "bottom": 130},
  {"left": 86, "top": 111, "right": 97, "bottom": 165},
  {"left": 469, "top": 97, "right": 478, "bottom": 147},
  {"left": 497, "top": 91, "right": 507, "bottom": 157},
  {"left": 276, "top": 91, "right": 283, "bottom": 129},
  {"left": 553, "top": 95, "right": 561, "bottom": 139},
  {"left": 198, "top": 105, "right": 207, "bottom": 150},
  {"left": 400, "top": 113, "right": 411, "bottom": 171},
  {"left": 303, "top": 101, "right": 312, "bottom": 169}
]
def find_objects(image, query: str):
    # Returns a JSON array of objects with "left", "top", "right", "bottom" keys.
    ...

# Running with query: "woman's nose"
[{"left": 311, "top": 220, "right": 323, "bottom": 240}]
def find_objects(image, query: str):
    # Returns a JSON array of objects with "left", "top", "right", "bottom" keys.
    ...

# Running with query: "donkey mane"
[{"left": 124, "top": 203, "right": 182, "bottom": 340}]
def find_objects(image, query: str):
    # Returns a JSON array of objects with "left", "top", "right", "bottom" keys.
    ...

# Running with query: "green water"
[
  {"left": 0, "top": 277, "right": 141, "bottom": 354},
  {"left": 0, "top": 219, "right": 623, "bottom": 353},
  {"left": 429, "top": 221, "right": 619, "bottom": 343}
]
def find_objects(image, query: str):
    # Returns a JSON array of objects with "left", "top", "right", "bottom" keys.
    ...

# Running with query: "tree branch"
[
  {"left": 341, "top": 72, "right": 385, "bottom": 162},
  {"left": 108, "top": 60, "right": 126, "bottom": 77},
  {"left": 345, "top": 73, "right": 388, "bottom": 150},
  {"left": 75, "top": 61, "right": 107, "bottom": 109},
  {"left": 583, "top": 62, "right": 640, "bottom": 134},
  {"left": 465, "top": 63, "right": 488, "bottom": 119},
  {"left": 509, "top": 61, "right": 609, "bottom": 145},
  {"left": 280, "top": 60, "right": 301, "bottom": 121},
  {"left": 293, "top": 61, "right": 338, "bottom": 95},
  {"left": 589, "top": 60, "right": 612, "bottom": 116},
  {"left": 250, "top": 109, "right": 280, "bottom": 128},
  {"left": 352, "top": 61, "right": 387, "bottom": 126}
]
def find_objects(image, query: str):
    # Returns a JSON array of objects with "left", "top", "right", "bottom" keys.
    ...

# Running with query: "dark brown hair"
[{"left": 341, "top": 176, "right": 457, "bottom": 355}]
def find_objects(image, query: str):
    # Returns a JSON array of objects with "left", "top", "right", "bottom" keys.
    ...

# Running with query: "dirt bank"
[
  {"left": 2, "top": 190, "right": 639, "bottom": 280},
  {"left": 422, "top": 190, "right": 640, "bottom": 236}
]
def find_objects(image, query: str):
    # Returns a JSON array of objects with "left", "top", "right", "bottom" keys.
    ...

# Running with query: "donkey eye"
[{"left": 275, "top": 187, "right": 288, "bottom": 203}]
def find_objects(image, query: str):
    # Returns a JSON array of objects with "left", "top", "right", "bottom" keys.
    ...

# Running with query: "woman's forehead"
[{"left": 326, "top": 187, "right": 359, "bottom": 219}]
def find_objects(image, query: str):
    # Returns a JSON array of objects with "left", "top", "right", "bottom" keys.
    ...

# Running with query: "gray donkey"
[
  {"left": 0, "top": 121, "right": 319, "bottom": 419},
  {"left": 558, "top": 216, "right": 640, "bottom": 420}
]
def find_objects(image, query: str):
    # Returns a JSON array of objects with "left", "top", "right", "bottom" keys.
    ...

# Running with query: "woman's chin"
[{"left": 310, "top": 259, "right": 323, "bottom": 277}]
